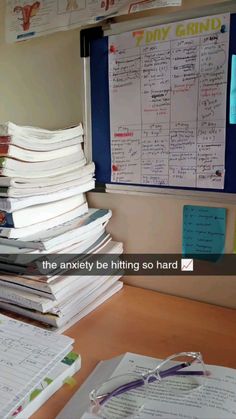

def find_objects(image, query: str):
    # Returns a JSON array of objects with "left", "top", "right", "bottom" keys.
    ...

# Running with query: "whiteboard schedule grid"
[
  {"left": 109, "top": 14, "right": 229, "bottom": 190},
  {"left": 86, "top": 12, "right": 236, "bottom": 196}
]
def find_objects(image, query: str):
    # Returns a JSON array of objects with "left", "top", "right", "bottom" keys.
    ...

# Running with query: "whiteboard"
[{"left": 82, "top": 2, "right": 236, "bottom": 200}]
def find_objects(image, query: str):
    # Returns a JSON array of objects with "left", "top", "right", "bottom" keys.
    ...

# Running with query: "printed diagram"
[
  {"left": 66, "top": 0, "right": 79, "bottom": 10},
  {"left": 101, "top": 0, "right": 115, "bottom": 11},
  {"left": 59, "top": 0, "right": 114, "bottom": 13},
  {"left": 13, "top": 2, "right": 40, "bottom": 31},
  {"left": 0, "top": 213, "right": 6, "bottom": 226},
  {"left": 58, "top": 0, "right": 86, "bottom": 13}
]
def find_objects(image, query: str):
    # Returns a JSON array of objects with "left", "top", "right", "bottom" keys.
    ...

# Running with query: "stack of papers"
[
  {"left": 0, "top": 122, "right": 123, "bottom": 331},
  {"left": 0, "top": 314, "right": 81, "bottom": 419},
  {"left": 0, "top": 122, "right": 93, "bottom": 196}
]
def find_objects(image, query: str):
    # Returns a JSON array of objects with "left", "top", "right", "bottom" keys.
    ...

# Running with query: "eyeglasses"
[{"left": 89, "top": 352, "right": 209, "bottom": 418}]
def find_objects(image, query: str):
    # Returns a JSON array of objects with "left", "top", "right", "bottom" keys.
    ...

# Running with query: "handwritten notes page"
[
  {"left": 109, "top": 14, "right": 230, "bottom": 189},
  {"left": 0, "top": 314, "right": 73, "bottom": 418},
  {"left": 182, "top": 205, "right": 226, "bottom": 260}
]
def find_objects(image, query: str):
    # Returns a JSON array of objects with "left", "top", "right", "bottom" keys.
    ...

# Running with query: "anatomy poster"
[
  {"left": 109, "top": 14, "right": 230, "bottom": 189},
  {"left": 5, "top": 0, "right": 182, "bottom": 43}
]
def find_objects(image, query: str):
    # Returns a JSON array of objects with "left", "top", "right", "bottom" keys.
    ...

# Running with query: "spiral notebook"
[{"left": 0, "top": 314, "right": 73, "bottom": 418}]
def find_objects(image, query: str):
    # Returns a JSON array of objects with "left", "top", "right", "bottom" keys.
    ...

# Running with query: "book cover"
[
  {"left": 0, "top": 143, "right": 83, "bottom": 163},
  {"left": 0, "top": 203, "right": 89, "bottom": 238},
  {"left": 0, "top": 210, "right": 14, "bottom": 227},
  {"left": 0, "top": 194, "right": 86, "bottom": 229},
  {"left": 0, "top": 144, "right": 10, "bottom": 155},
  {"left": 0, "top": 187, "right": 9, "bottom": 197},
  {"left": 0, "top": 136, "right": 11, "bottom": 144},
  {"left": 0, "top": 208, "right": 111, "bottom": 249},
  {"left": 0, "top": 157, "right": 6, "bottom": 168},
  {"left": 0, "top": 277, "right": 123, "bottom": 328}
]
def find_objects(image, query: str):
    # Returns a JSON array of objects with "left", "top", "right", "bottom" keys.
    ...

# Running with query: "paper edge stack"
[{"left": 0, "top": 121, "right": 123, "bottom": 333}]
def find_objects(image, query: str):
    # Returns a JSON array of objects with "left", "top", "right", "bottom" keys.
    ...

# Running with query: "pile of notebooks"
[
  {"left": 0, "top": 122, "right": 123, "bottom": 331},
  {"left": 0, "top": 314, "right": 80, "bottom": 419}
]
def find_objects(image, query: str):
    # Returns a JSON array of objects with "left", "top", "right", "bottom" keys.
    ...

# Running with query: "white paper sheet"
[
  {"left": 57, "top": 357, "right": 123, "bottom": 419},
  {"left": 109, "top": 14, "right": 230, "bottom": 189},
  {"left": 5, "top": 0, "right": 182, "bottom": 43}
]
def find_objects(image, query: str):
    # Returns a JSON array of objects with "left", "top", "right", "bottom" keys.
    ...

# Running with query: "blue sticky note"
[
  {"left": 230, "top": 55, "right": 236, "bottom": 124},
  {"left": 182, "top": 205, "right": 226, "bottom": 261}
]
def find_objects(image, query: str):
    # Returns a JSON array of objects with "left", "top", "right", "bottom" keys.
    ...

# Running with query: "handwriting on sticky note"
[{"left": 182, "top": 205, "right": 226, "bottom": 261}]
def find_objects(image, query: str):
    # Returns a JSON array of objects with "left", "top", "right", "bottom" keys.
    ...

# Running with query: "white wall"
[
  {"left": 88, "top": 192, "right": 236, "bottom": 308},
  {"left": 0, "top": 2, "right": 82, "bottom": 128},
  {"left": 1, "top": 0, "right": 236, "bottom": 307}
]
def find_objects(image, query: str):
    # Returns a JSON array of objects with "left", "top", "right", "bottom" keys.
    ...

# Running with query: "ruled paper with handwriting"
[{"left": 0, "top": 314, "right": 73, "bottom": 418}]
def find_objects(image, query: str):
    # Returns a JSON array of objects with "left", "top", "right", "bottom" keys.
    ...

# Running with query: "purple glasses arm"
[{"left": 99, "top": 362, "right": 206, "bottom": 406}]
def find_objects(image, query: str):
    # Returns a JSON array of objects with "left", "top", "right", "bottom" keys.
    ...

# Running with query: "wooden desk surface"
[{"left": 33, "top": 285, "right": 236, "bottom": 419}]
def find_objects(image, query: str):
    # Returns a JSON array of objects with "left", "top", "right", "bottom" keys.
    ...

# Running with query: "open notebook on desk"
[
  {"left": 57, "top": 352, "right": 236, "bottom": 419},
  {"left": 0, "top": 314, "right": 77, "bottom": 419}
]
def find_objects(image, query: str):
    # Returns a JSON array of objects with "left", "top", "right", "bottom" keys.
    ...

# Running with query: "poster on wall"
[{"left": 5, "top": 0, "right": 182, "bottom": 43}]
